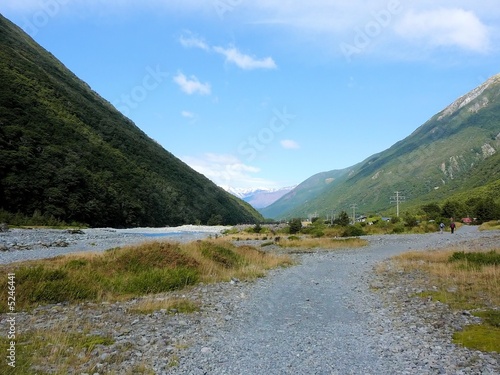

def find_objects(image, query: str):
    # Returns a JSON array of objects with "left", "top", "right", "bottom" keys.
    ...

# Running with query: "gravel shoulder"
[{"left": 1, "top": 226, "right": 499, "bottom": 374}]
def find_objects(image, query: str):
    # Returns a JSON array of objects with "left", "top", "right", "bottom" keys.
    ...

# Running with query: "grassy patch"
[
  {"left": 391, "top": 245, "right": 499, "bottom": 352},
  {"left": 128, "top": 297, "right": 200, "bottom": 315},
  {"left": 453, "top": 324, "right": 500, "bottom": 352},
  {"left": 449, "top": 250, "right": 499, "bottom": 267},
  {"left": 0, "top": 240, "right": 292, "bottom": 312},
  {"left": 479, "top": 220, "right": 500, "bottom": 231},
  {"left": 0, "top": 329, "right": 114, "bottom": 375}
]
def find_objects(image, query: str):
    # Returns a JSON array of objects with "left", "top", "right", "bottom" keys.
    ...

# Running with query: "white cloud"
[
  {"left": 213, "top": 46, "right": 277, "bottom": 70},
  {"left": 182, "top": 153, "right": 276, "bottom": 189},
  {"left": 280, "top": 140, "right": 300, "bottom": 149},
  {"left": 395, "top": 8, "right": 490, "bottom": 53},
  {"left": 179, "top": 31, "right": 209, "bottom": 51},
  {"left": 181, "top": 110, "right": 195, "bottom": 118},
  {"left": 173, "top": 72, "right": 211, "bottom": 95}
]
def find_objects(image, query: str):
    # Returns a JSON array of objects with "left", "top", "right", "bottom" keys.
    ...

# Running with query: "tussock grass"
[
  {"left": 391, "top": 246, "right": 499, "bottom": 352},
  {"left": 0, "top": 240, "right": 292, "bottom": 312},
  {"left": 479, "top": 220, "right": 500, "bottom": 231},
  {"left": 0, "top": 324, "right": 114, "bottom": 375}
]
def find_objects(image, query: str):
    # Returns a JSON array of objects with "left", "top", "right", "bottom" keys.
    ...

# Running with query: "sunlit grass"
[
  {"left": 479, "top": 220, "right": 500, "bottom": 231},
  {"left": 0, "top": 240, "right": 293, "bottom": 312},
  {"left": 388, "top": 245, "right": 499, "bottom": 352}
]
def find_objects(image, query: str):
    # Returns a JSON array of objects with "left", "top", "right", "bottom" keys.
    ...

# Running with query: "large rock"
[{"left": 0, "top": 223, "right": 8, "bottom": 232}]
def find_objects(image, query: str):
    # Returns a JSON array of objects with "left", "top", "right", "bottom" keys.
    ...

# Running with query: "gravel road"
[{"left": 168, "top": 226, "right": 499, "bottom": 375}]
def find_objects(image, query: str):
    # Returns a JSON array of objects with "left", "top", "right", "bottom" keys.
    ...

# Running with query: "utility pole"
[
  {"left": 390, "top": 191, "right": 405, "bottom": 217},
  {"left": 350, "top": 204, "right": 358, "bottom": 224}
]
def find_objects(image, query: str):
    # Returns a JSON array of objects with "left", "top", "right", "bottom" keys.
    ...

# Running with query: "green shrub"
[
  {"left": 342, "top": 225, "right": 365, "bottom": 237},
  {"left": 200, "top": 242, "right": 244, "bottom": 268},
  {"left": 449, "top": 250, "right": 499, "bottom": 267},
  {"left": 288, "top": 218, "right": 302, "bottom": 234},
  {"left": 121, "top": 268, "right": 199, "bottom": 294}
]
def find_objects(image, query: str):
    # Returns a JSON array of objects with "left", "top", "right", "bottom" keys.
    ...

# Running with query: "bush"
[
  {"left": 200, "top": 242, "right": 244, "bottom": 268},
  {"left": 449, "top": 251, "right": 499, "bottom": 267},
  {"left": 342, "top": 225, "right": 365, "bottom": 237},
  {"left": 288, "top": 218, "right": 302, "bottom": 234}
]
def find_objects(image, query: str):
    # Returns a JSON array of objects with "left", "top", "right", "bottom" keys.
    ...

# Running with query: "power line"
[
  {"left": 350, "top": 203, "right": 358, "bottom": 224},
  {"left": 390, "top": 191, "right": 405, "bottom": 217}
]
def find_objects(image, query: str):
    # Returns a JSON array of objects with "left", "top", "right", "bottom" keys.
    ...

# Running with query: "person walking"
[
  {"left": 439, "top": 222, "right": 445, "bottom": 233},
  {"left": 450, "top": 221, "right": 456, "bottom": 234}
]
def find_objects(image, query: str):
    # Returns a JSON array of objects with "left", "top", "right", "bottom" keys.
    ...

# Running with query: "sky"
[{"left": 1, "top": 1, "right": 499, "bottom": 191}]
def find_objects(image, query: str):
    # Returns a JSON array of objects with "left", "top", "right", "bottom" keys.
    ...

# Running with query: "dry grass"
[
  {"left": 393, "top": 246, "right": 499, "bottom": 308},
  {"left": 388, "top": 244, "right": 499, "bottom": 352},
  {"left": 0, "top": 320, "right": 116, "bottom": 375},
  {"left": 0, "top": 240, "right": 293, "bottom": 312},
  {"left": 479, "top": 220, "right": 500, "bottom": 231}
]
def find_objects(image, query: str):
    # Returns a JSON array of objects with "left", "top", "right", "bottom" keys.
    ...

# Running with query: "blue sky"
[{"left": 1, "top": 1, "right": 499, "bottom": 190}]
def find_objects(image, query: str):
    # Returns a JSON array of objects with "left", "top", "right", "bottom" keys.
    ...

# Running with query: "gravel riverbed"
[
  {"left": 1, "top": 226, "right": 499, "bottom": 374},
  {"left": 0, "top": 225, "right": 228, "bottom": 264}
]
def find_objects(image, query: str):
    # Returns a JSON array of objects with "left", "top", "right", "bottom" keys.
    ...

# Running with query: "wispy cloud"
[
  {"left": 280, "top": 139, "right": 300, "bottom": 149},
  {"left": 182, "top": 153, "right": 276, "bottom": 189},
  {"left": 181, "top": 110, "right": 195, "bottom": 118},
  {"left": 173, "top": 72, "right": 211, "bottom": 95},
  {"left": 179, "top": 31, "right": 210, "bottom": 51},
  {"left": 179, "top": 31, "right": 277, "bottom": 70},
  {"left": 213, "top": 46, "right": 277, "bottom": 70},
  {"left": 395, "top": 8, "right": 490, "bottom": 53}
]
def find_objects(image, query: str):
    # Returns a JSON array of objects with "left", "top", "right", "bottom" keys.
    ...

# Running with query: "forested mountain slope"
[{"left": 0, "top": 14, "right": 263, "bottom": 227}]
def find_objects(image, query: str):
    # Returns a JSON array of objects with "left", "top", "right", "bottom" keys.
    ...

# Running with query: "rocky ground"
[
  {"left": 0, "top": 225, "right": 228, "bottom": 264},
  {"left": 1, "top": 226, "right": 499, "bottom": 374}
]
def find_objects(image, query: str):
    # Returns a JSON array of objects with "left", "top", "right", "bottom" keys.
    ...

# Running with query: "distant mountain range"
[
  {"left": 261, "top": 74, "right": 500, "bottom": 219},
  {"left": 224, "top": 186, "right": 296, "bottom": 209},
  {"left": 0, "top": 14, "right": 263, "bottom": 227}
]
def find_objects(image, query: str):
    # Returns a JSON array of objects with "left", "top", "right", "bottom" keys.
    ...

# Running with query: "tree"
[
  {"left": 288, "top": 218, "right": 302, "bottom": 234},
  {"left": 336, "top": 211, "right": 350, "bottom": 226},
  {"left": 441, "top": 200, "right": 467, "bottom": 219},
  {"left": 421, "top": 203, "right": 441, "bottom": 220},
  {"left": 403, "top": 212, "right": 418, "bottom": 227}
]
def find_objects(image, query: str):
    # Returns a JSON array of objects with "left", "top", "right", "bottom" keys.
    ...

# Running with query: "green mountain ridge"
[
  {"left": 261, "top": 74, "right": 500, "bottom": 219},
  {"left": 0, "top": 14, "right": 263, "bottom": 227}
]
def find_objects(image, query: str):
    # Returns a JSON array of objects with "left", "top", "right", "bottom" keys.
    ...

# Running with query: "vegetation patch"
[
  {"left": 0, "top": 240, "right": 292, "bottom": 312},
  {"left": 199, "top": 242, "right": 244, "bottom": 269},
  {"left": 129, "top": 297, "right": 200, "bottom": 315},
  {"left": 390, "top": 245, "right": 499, "bottom": 352},
  {"left": 453, "top": 324, "right": 500, "bottom": 352},
  {"left": 449, "top": 250, "right": 499, "bottom": 268},
  {"left": 0, "top": 329, "right": 114, "bottom": 375}
]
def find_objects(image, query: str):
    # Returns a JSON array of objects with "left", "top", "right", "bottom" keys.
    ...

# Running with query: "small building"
[{"left": 462, "top": 217, "right": 473, "bottom": 224}]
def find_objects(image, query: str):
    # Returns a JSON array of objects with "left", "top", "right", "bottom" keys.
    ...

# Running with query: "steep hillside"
[
  {"left": 0, "top": 14, "right": 263, "bottom": 227},
  {"left": 263, "top": 74, "right": 500, "bottom": 219}
]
